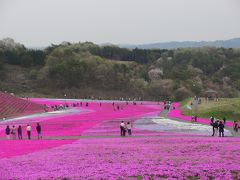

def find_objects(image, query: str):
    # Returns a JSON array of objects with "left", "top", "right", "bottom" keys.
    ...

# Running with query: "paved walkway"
[{"left": 161, "top": 109, "right": 240, "bottom": 137}]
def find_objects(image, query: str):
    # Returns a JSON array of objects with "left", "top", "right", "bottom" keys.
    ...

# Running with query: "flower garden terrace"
[
  {"left": 0, "top": 98, "right": 239, "bottom": 179},
  {"left": 0, "top": 91, "right": 46, "bottom": 119}
]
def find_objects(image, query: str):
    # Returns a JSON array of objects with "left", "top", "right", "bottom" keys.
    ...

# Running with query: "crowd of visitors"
[
  {"left": 80, "top": 96, "right": 143, "bottom": 101},
  {"left": 50, "top": 101, "right": 90, "bottom": 111},
  {"left": 5, "top": 123, "right": 42, "bottom": 140}
]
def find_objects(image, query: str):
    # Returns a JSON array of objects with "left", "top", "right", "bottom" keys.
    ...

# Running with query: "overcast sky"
[{"left": 0, "top": 0, "right": 239, "bottom": 46}]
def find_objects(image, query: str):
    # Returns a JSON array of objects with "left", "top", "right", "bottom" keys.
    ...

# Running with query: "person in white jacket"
[
  {"left": 126, "top": 122, "right": 132, "bottom": 136},
  {"left": 26, "top": 124, "right": 31, "bottom": 140}
]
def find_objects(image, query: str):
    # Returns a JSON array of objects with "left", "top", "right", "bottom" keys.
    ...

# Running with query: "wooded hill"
[{"left": 1, "top": 38, "right": 240, "bottom": 100}]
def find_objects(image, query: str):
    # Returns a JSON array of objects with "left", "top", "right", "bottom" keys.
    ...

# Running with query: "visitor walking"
[
  {"left": 126, "top": 122, "right": 132, "bottom": 136},
  {"left": 233, "top": 121, "right": 239, "bottom": 133},
  {"left": 212, "top": 120, "right": 219, "bottom": 136},
  {"left": 120, "top": 121, "right": 126, "bottom": 136},
  {"left": 26, "top": 124, "right": 31, "bottom": 140},
  {"left": 18, "top": 125, "right": 22, "bottom": 140},
  {"left": 210, "top": 116, "right": 214, "bottom": 136},
  {"left": 5, "top": 125, "right": 10, "bottom": 139},
  {"left": 11, "top": 125, "right": 16, "bottom": 140},
  {"left": 36, "top": 123, "right": 42, "bottom": 139},
  {"left": 194, "top": 115, "right": 198, "bottom": 122},
  {"left": 219, "top": 121, "right": 224, "bottom": 137},
  {"left": 191, "top": 116, "right": 195, "bottom": 123}
]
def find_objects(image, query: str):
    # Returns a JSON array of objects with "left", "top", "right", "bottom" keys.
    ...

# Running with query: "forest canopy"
[{"left": 1, "top": 39, "right": 240, "bottom": 100}]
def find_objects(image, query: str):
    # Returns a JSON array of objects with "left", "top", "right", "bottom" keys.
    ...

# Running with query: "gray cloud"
[{"left": 0, "top": 0, "right": 239, "bottom": 46}]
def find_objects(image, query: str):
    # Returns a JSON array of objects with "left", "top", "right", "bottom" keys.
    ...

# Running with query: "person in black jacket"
[
  {"left": 194, "top": 115, "right": 198, "bottom": 122},
  {"left": 219, "top": 121, "right": 224, "bottom": 137},
  {"left": 5, "top": 125, "right": 10, "bottom": 139},
  {"left": 18, "top": 125, "right": 22, "bottom": 140},
  {"left": 212, "top": 120, "right": 219, "bottom": 136},
  {"left": 233, "top": 120, "right": 239, "bottom": 133},
  {"left": 210, "top": 117, "right": 214, "bottom": 136},
  {"left": 36, "top": 123, "right": 42, "bottom": 139}
]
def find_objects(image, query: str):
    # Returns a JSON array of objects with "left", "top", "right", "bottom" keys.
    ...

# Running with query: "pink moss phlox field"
[
  {"left": 0, "top": 99, "right": 240, "bottom": 179},
  {"left": 0, "top": 137, "right": 240, "bottom": 179},
  {"left": 0, "top": 99, "right": 162, "bottom": 158},
  {"left": 168, "top": 102, "right": 235, "bottom": 127},
  {"left": 0, "top": 99, "right": 161, "bottom": 138},
  {"left": 0, "top": 140, "right": 74, "bottom": 158}
]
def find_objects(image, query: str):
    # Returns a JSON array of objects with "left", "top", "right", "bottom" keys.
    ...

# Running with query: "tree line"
[{"left": 1, "top": 40, "right": 240, "bottom": 100}]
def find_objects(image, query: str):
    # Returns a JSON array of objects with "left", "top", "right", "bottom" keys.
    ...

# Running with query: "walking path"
[{"left": 165, "top": 103, "right": 240, "bottom": 137}]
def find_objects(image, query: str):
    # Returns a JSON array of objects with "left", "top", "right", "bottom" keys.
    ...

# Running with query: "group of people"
[
  {"left": 210, "top": 117, "right": 227, "bottom": 137},
  {"left": 5, "top": 123, "right": 42, "bottom": 140},
  {"left": 120, "top": 121, "right": 132, "bottom": 136},
  {"left": 191, "top": 115, "right": 198, "bottom": 122},
  {"left": 80, "top": 96, "right": 143, "bottom": 101},
  {"left": 50, "top": 101, "right": 90, "bottom": 111},
  {"left": 210, "top": 117, "right": 225, "bottom": 137},
  {"left": 112, "top": 102, "right": 124, "bottom": 111},
  {"left": 163, "top": 100, "right": 172, "bottom": 110},
  {"left": 210, "top": 116, "right": 239, "bottom": 137}
]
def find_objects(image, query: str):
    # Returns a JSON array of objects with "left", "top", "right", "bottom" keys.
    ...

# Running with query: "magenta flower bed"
[
  {"left": 0, "top": 99, "right": 162, "bottom": 159},
  {"left": 0, "top": 137, "right": 239, "bottom": 179},
  {"left": 0, "top": 100, "right": 161, "bottom": 138},
  {"left": 0, "top": 99, "right": 239, "bottom": 179},
  {"left": 0, "top": 140, "right": 74, "bottom": 158}
]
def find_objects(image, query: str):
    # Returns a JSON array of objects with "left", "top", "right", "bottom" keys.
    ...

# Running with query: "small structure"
[{"left": 204, "top": 90, "right": 218, "bottom": 101}]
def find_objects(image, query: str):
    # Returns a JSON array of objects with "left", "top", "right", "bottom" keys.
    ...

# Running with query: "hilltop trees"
[
  {"left": 0, "top": 49, "right": 45, "bottom": 67},
  {"left": 89, "top": 45, "right": 167, "bottom": 64},
  {"left": 1, "top": 38, "right": 240, "bottom": 100},
  {"left": 39, "top": 47, "right": 133, "bottom": 92}
]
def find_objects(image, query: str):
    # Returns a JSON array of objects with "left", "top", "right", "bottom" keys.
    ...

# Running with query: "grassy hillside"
[{"left": 181, "top": 98, "right": 240, "bottom": 122}]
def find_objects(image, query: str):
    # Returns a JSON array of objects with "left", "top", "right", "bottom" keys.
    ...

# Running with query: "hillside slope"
[{"left": 181, "top": 98, "right": 240, "bottom": 121}]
